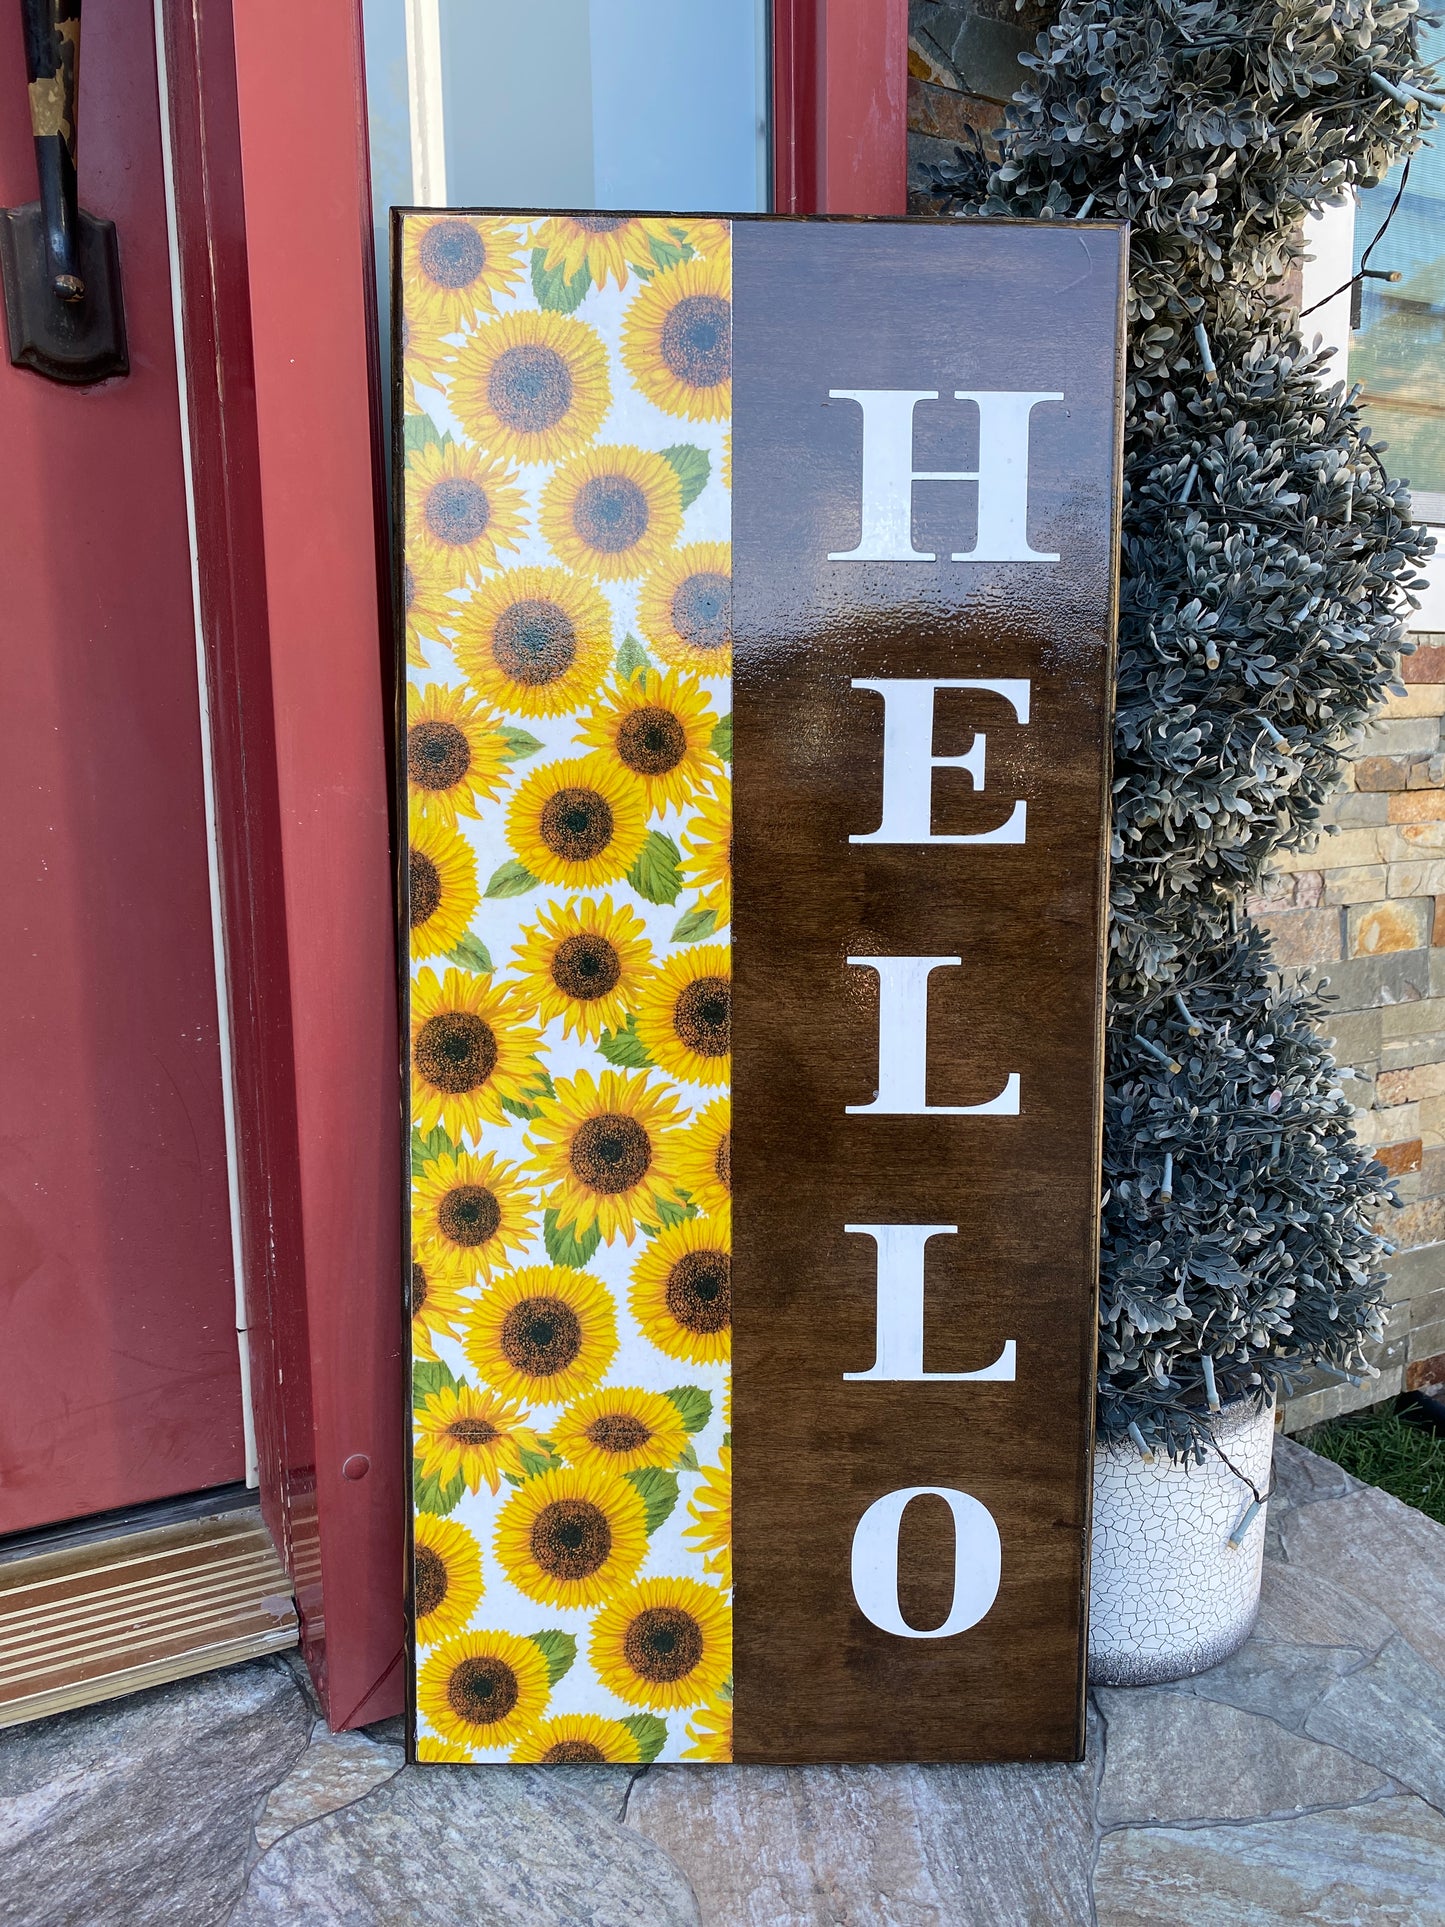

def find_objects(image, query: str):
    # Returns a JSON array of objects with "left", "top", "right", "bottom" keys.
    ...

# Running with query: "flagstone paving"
[{"left": 3, "top": 1437, "right": 1444, "bottom": 1925}]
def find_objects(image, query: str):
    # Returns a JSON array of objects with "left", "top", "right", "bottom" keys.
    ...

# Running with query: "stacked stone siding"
[{"left": 1253, "top": 638, "right": 1445, "bottom": 1427}]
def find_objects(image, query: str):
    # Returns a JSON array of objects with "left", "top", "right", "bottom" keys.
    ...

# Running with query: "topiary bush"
[{"left": 921, "top": 0, "right": 1440, "bottom": 1455}]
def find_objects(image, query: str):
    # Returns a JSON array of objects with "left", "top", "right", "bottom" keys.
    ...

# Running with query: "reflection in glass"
[{"left": 1352, "top": 21, "right": 1445, "bottom": 517}]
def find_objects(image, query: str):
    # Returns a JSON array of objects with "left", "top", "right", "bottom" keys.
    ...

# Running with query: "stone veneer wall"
[{"left": 906, "top": 0, "right": 1445, "bottom": 1427}]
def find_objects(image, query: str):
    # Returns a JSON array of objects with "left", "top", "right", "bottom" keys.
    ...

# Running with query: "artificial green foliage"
[{"left": 921, "top": 0, "right": 1439, "bottom": 1453}]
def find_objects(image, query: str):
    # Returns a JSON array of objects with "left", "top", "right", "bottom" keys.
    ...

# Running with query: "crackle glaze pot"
[{"left": 1088, "top": 1395, "right": 1276, "bottom": 1687}]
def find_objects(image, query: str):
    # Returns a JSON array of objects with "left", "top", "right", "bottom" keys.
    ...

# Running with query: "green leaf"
[
  {"left": 527, "top": 1629, "right": 578, "bottom": 1685},
  {"left": 411, "top": 1123, "right": 456, "bottom": 1176},
  {"left": 616, "top": 634, "right": 652, "bottom": 683},
  {"left": 618, "top": 1713, "right": 668, "bottom": 1763},
  {"left": 719, "top": 1671, "right": 733, "bottom": 1702},
  {"left": 531, "top": 247, "right": 591, "bottom": 313},
  {"left": 544, "top": 1207, "right": 602, "bottom": 1269},
  {"left": 624, "top": 1466, "right": 680, "bottom": 1534},
  {"left": 499, "top": 1093, "right": 542, "bottom": 1122},
  {"left": 710, "top": 714, "right": 732, "bottom": 762},
  {"left": 674, "top": 1441, "right": 700, "bottom": 1473},
  {"left": 498, "top": 726, "right": 544, "bottom": 761},
  {"left": 527, "top": 1065, "right": 557, "bottom": 1102},
  {"left": 655, "top": 1194, "right": 697, "bottom": 1229},
  {"left": 413, "top": 1458, "right": 465, "bottom": 1517},
  {"left": 517, "top": 1439, "right": 563, "bottom": 1479},
  {"left": 663, "top": 1385, "right": 713, "bottom": 1434},
  {"left": 403, "top": 411, "right": 443, "bottom": 456},
  {"left": 660, "top": 444, "right": 711, "bottom": 511},
  {"left": 412, "top": 1356, "right": 458, "bottom": 1406},
  {"left": 647, "top": 232, "right": 694, "bottom": 272},
  {"left": 485, "top": 859, "right": 538, "bottom": 899},
  {"left": 627, "top": 831, "right": 683, "bottom": 905},
  {"left": 447, "top": 933, "right": 493, "bottom": 974},
  {"left": 670, "top": 905, "right": 717, "bottom": 945},
  {"left": 597, "top": 1012, "right": 654, "bottom": 1068}
]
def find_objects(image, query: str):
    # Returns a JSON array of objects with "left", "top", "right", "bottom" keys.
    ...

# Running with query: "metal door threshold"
[{"left": 0, "top": 1503, "right": 297, "bottom": 1728}]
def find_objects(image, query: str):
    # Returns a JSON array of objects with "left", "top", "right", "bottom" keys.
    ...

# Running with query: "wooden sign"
[{"left": 397, "top": 212, "right": 1124, "bottom": 1766}]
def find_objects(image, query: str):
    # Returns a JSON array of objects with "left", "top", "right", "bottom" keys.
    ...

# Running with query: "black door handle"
[{"left": 0, "top": 0, "right": 127, "bottom": 383}]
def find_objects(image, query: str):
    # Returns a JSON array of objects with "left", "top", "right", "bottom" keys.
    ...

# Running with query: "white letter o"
[{"left": 850, "top": 1486, "right": 1002, "bottom": 1639}]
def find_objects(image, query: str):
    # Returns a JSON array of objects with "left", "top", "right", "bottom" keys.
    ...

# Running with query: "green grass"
[{"left": 1302, "top": 1398, "right": 1445, "bottom": 1527}]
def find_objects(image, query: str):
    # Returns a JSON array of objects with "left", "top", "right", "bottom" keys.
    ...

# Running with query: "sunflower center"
[
  {"left": 539, "top": 787, "right": 614, "bottom": 862},
  {"left": 493, "top": 598, "right": 577, "bottom": 685},
  {"left": 541, "top": 1739, "right": 607, "bottom": 1763},
  {"left": 501, "top": 1296, "right": 583, "bottom": 1376},
  {"left": 409, "top": 720, "right": 472, "bottom": 791},
  {"left": 617, "top": 706, "right": 687, "bottom": 777},
  {"left": 489, "top": 343, "right": 573, "bottom": 434},
  {"left": 414, "top": 1544, "right": 448, "bottom": 1618},
  {"left": 404, "top": 562, "right": 417, "bottom": 611},
  {"left": 438, "top": 1183, "right": 501, "bottom": 1247},
  {"left": 448, "top": 1415, "right": 501, "bottom": 1447},
  {"left": 572, "top": 476, "right": 649, "bottom": 554},
  {"left": 624, "top": 1606, "right": 703, "bottom": 1683},
  {"left": 552, "top": 932, "right": 621, "bottom": 1000},
  {"left": 531, "top": 1498, "right": 613, "bottom": 1580},
  {"left": 420, "top": 220, "right": 486, "bottom": 289},
  {"left": 671, "top": 571, "right": 731, "bottom": 654},
  {"left": 570, "top": 1115, "right": 652, "bottom": 1193},
  {"left": 574, "top": 216, "right": 628, "bottom": 233},
  {"left": 586, "top": 1413, "right": 652, "bottom": 1455},
  {"left": 659, "top": 294, "right": 730, "bottom": 391},
  {"left": 673, "top": 977, "right": 730, "bottom": 1058},
  {"left": 411, "top": 1261, "right": 428, "bottom": 1315},
  {"left": 715, "top": 1131, "right": 731, "bottom": 1193},
  {"left": 448, "top": 1654, "right": 519, "bottom": 1726},
  {"left": 410, "top": 850, "right": 442, "bottom": 928},
  {"left": 415, "top": 1012, "right": 497, "bottom": 1094},
  {"left": 425, "top": 477, "right": 491, "bottom": 547},
  {"left": 666, "top": 1249, "right": 731, "bottom": 1335}
]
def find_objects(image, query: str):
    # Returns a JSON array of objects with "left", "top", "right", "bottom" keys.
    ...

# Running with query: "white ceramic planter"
[{"left": 1088, "top": 1395, "right": 1275, "bottom": 1687}]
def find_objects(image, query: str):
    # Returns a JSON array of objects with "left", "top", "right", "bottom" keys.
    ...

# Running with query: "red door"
[{"left": 0, "top": 0, "right": 245, "bottom": 1531}]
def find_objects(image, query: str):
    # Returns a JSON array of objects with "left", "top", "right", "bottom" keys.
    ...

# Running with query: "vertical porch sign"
[{"left": 397, "top": 212, "right": 1125, "bottom": 1765}]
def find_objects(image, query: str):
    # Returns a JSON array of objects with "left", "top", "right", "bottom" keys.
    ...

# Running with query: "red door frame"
[{"left": 159, "top": 0, "right": 906, "bottom": 1730}]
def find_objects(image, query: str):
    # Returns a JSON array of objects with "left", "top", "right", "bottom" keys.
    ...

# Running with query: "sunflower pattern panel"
[{"left": 401, "top": 213, "right": 734, "bottom": 1766}]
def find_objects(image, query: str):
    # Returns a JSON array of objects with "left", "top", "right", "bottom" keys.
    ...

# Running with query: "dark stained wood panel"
[{"left": 729, "top": 219, "right": 1124, "bottom": 1762}]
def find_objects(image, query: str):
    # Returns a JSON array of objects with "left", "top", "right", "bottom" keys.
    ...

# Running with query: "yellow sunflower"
[
  {"left": 684, "top": 1444, "right": 732, "bottom": 1588},
  {"left": 511, "top": 1713, "right": 644, "bottom": 1766},
  {"left": 638, "top": 543, "right": 732, "bottom": 672},
  {"left": 681, "top": 779, "right": 732, "bottom": 929},
  {"left": 407, "top": 682, "right": 510, "bottom": 828},
  {"left": 634, "top": 946, "right": 730, "bottom": 1087},
  {"left": 406, "top": 441, "right": 526, "bottom": 588},
  {"left": 416, "top": 1735, "right": 475, "bottom": 1762},
  {"left": 414, "top": 1381, "right": 540, "bottom": 1495},
  {"left": 683, "top": 1693, "right": 733, "bottom": 1762},
  {"left": 400, "top": 309, "right": 454, "bottom": 407},
  {"left": 525, "top": 1068, "right": 686, "bottom": 1244},
  {"left": 576, "top": 668, "right": 722, "bottom": 812},
  {"left": 532, "top": 213, "right": 680, "bottom": 291},
  {"left": 414, "top": 1148, "right": 536, "bottom": 1282},
  {"left": 410, "top": 967, "right": 542, "bottom": 1141},
  {"left": 495, "top": 1461, "right": 649, "bottom": 1609},
  {"left": 630, "top": 1218, "right": 731, "bottom": 1366},
  {"left": 552, "top": 1386, "right": 689, "bottom": 1475},
  {"left": 622, "top": 253, "right": 731, "bottom": 422},
  {"left": 413, "top": 1512, "right": 483, "bottom": 1646},
  {"left": 679, "top": 218, "right": 730, "bottom": 259},
  {"left": 673, "top": 1095, "right": 730, "bottom": 1225},
  {"left": 452, "top": 566, "right": 612, "bottom": 718},
  {"left": 506, "top": 754, "right": 649, "bottom": 891},
  {"left": 510, "top": 895, "right": 653, "bottom": 1041},
  {"left": 418, "top": 1627, "right": 551, "bottom": 1751},
  {"left": 409, "top": 1253, "right": 471, "bottom": 1363},
  {"left": 402, "top": 559, "right": 460, "bottom": 668},
  {"left": 408, "top": 813, "right": 478, "bottom": 961},
  {"left": 463, "top": 1265, "right": 618, "bottom": 1406},
  {"left": 403, "top": 215, "right": 525, "bottom": 332},
  {"left": 540, "top": 445, "right": 683, "bottom": 581},
  {"left": 447, "top": 310, "right": 610, "bottom": 466},
  {"left": 590, "top": 1576, "right": 731, "bottom": 1711}
]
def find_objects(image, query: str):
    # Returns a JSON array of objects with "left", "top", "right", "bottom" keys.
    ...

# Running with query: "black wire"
[{"left": 1299, "top": 153, "right": 1413, "bottom": 318}]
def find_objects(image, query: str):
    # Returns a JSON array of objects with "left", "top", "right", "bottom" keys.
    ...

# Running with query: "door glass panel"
[{"left": 1352, "top": 19, "right": 1445, "bottom": 521}]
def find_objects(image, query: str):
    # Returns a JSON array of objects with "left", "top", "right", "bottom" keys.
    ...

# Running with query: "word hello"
[{"left": 832, "top": 388, "right": 1056, "bottom": 1642}]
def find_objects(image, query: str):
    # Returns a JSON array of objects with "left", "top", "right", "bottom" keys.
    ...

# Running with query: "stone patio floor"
[{"left": 4, "top": 1437, "right": 1445, "bottom": 1925}]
